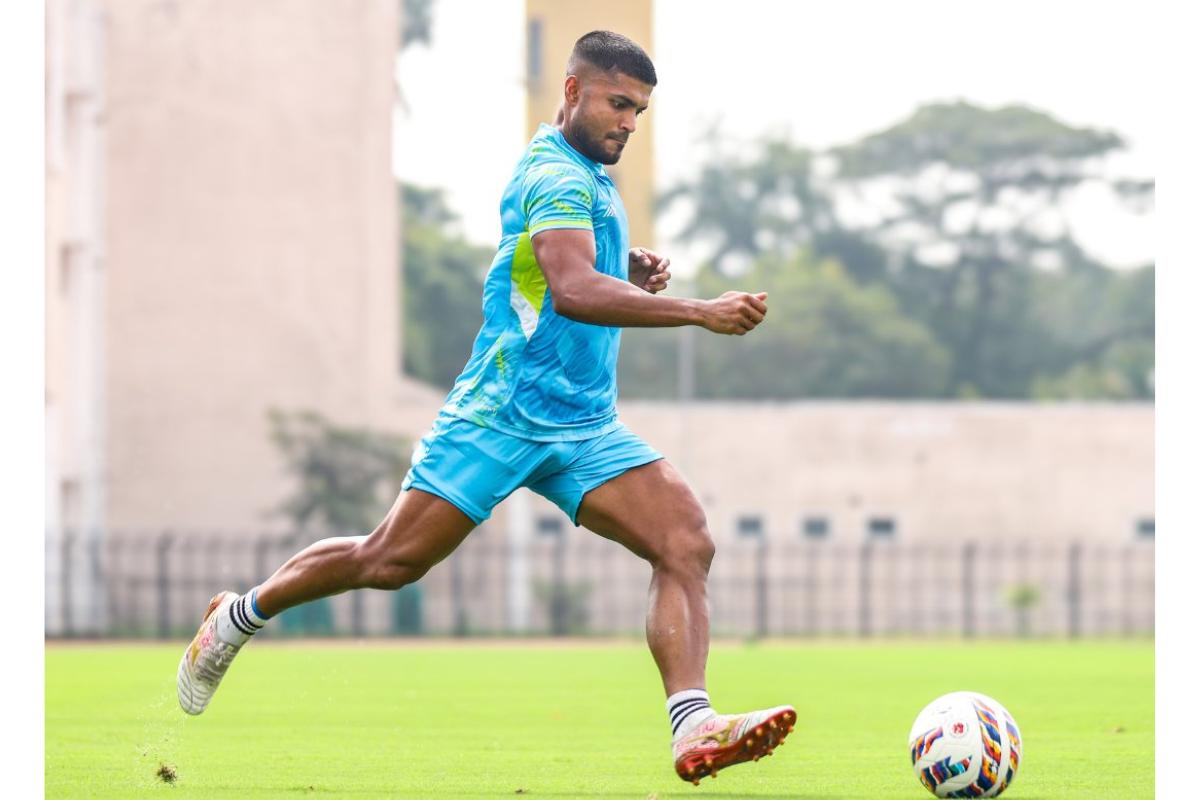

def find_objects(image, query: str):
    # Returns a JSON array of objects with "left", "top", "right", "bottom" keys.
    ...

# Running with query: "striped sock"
[
  {"left": 216, "top": 587, "right": 271, "bottom": 645},
  {"left": 667, "top": 688, "right": 718, "bottom": 739}
]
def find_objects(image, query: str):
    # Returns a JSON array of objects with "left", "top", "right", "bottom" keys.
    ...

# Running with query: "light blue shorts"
[{"left": 401, "top": 413, "right": 663, "bottom": 526}]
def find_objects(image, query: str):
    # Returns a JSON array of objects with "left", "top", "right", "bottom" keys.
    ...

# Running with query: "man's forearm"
[{"left": 553, "top": 270, "right": 706, "bottom": 328}]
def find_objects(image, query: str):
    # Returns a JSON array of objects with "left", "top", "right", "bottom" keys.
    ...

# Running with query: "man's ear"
[{"left": 564, "top": 74, "right": 581, "bottom": 107}]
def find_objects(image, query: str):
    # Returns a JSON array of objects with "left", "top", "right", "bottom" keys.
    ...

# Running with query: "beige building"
[
  {"left": 525, "top": 0, "right": 656, "bottom": 250},
  {"left": 612, "top": 401, "right": 1155, "bottom": 544},
  {"left": 45, "top": 0, "right": 444, "bottom": 632}
]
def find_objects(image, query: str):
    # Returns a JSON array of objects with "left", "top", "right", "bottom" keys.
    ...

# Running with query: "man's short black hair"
[{"left": 568, "top": 30, "right": 657, "bottom": 87}]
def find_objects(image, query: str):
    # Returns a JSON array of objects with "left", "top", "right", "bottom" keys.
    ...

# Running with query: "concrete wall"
[
  {"left": 46, "top": 0, "right": 111, "bottom": 632},
  {"left": 509, "top": 402, "right": 1155, "bottom": 544},
  {"left": 97, "top": 0, "right": 440, "bottom": 531}
]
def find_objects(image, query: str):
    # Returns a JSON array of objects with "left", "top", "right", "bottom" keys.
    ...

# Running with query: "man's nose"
[{"left": 619, "top": 112, "right": 636, "bottom": 133}]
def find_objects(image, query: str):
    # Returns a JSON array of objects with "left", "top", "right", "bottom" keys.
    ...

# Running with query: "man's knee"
[
  {"left": 656, "top": 507, "right": 715, "bottom": 576},
  {"left": 355, "top": 536, "right": 435, "bottom": 591},
  {"left": 352, "top": 491, "right": 475, "bottom": 591}
]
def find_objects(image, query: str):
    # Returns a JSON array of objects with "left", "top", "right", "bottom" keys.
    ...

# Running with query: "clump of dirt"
[{"left": 156, "top": 763, "right": 178, "bottom": 784}]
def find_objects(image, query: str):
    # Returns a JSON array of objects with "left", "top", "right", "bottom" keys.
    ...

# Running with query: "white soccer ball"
[{"left": 908, "top": 691, "right": 1023, "bottom": 798}]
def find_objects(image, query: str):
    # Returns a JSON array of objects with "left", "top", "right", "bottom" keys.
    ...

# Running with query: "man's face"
[{"left": 563, "top": 68, "right": 653, "bottom": 165}]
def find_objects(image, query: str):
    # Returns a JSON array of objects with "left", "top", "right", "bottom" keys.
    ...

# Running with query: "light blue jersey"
[{"left": 440, "top": 123, "right": 630, "bottom": 441}]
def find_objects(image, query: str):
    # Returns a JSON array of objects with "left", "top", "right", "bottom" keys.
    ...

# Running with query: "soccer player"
[{"left": 177, "top": 30, "right": 794, "bottom": 785}]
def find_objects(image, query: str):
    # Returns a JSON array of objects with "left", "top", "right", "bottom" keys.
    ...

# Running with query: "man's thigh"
[
  {"left": 574, "top": 459, "right": 707, "bottom": 561},
  {"left": 366, "top": 486, "right": 479, "bottom": 568},
  {"left": 525, "top": 423, "right": 662, "bottom": 526}
]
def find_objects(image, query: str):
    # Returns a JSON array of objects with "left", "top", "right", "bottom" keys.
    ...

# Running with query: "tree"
[
  {"left": 267, "top": 410, "right": 412, "bottom": 634},
  {"left": 659, "top": 102, "right": 1154, "bottom": 399},
  {"left": 401, "top": 0, "right": 433, "bottom": 49},
  {"left": 401, "top": 183, "right": 491, "bottom": 389},
  {"left": 619, "top": 252, "right": 950, "bottom": 400},
  {"left": 691, "top": 254, "right": 949, "bottom": 398},
  {"left": 1006, "top": 583, "right": 1041, "bottom": 638},
  {"left": 832, "top": 102, "right": 1153, "bottom": 397},
  {"left": 657, "top": 138, "right": 889, "bottom": 285},
  {"left": 268, "top": 409, "right": 410, "bottom": 534}
]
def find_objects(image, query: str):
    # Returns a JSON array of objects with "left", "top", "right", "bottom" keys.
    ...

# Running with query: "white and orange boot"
[
  {"left": 176, "top": 591, "right": 243, "bottom": 715},
  {"left": 672, "top": 705, "right": 796, "bottom": 785}
]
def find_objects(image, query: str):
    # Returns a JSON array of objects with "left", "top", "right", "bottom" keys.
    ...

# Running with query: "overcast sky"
[{"left": 394, "top": 0, "right": 1155, "bottom": 269}]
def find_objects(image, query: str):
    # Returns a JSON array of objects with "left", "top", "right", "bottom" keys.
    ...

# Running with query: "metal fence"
[{"left": 45, "top": 527, "right": 1154, "bottom": 639}]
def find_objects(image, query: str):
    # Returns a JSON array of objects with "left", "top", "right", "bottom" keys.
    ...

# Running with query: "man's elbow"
[{"left": 550, "top": 284, "right": 589, "bottom": 320}]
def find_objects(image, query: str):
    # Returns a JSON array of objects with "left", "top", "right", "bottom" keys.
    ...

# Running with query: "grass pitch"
[{"left": 45, "top": 639, "right": 1152, "bottom": 798}]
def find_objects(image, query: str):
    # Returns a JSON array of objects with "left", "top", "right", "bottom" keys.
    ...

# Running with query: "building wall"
[
  {"left": 46, "top": 0, "right": 110, "bottom": 633},
  {"left": 94, "top": 0, "right": 439, "bottom": 531},
  {"left": 619, "top": 401, "right": 1155, "bottom": 543},
  {"left": 505, "top": 402, "right": 1155, "bottom": 545},
  {"left": 525, "top": 0, "right": 656, "bottom": 249}
]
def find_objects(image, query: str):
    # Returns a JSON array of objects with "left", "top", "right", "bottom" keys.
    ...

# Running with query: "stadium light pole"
[
  {"left": 677, "top": 278, "right": 695, "bottom": 477},
  {"left": 506, "top": 489, "right": 533, "bottom": 633}
]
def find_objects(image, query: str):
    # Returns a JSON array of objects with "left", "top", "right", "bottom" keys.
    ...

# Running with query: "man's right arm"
[{"left": 531, "top": 229, "right": 768, "bottom": 335}]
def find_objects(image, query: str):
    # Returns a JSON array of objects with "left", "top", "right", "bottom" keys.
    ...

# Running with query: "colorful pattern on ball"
[
  {"left": 911, "top": 726, "right": 944, "bottom": 766},
  {"left": 920, "top": 755, "right": 972, "bottom": 793},
  {"left": 942, "top": 699, "right": 1005, "bottom": 798},
  {"left": 997, "top": 712, "right": 1022, "bottom": 793}
]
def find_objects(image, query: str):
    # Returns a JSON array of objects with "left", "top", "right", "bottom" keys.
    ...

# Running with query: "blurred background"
[{"left": 44, "top": 0, "right": 1153, "bottom": 641}]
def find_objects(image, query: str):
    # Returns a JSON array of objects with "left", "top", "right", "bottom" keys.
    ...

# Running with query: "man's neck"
[{"left": 556, "top": 122, "right": 597, "bottom": 168}]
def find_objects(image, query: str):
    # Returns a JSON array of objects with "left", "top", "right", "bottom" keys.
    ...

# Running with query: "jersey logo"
[{"left": 604, "top": 202, "right": 618, "bottom": 218}]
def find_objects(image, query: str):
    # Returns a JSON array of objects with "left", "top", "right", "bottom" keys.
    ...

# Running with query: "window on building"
[
  {"left": 527, "top": 19, "right": 543, "bottom": 86},
  {"left": 737, "top": 515, "right": 763, "bottom": 538},
  {"left": 802, "top": 516, "right": 830, "bottom": 539},
  {"left": 1136, "top": 517, "right": 1154, "bottom": 539},
  {"left": 867, "top": 516, "right": 896, "bottom": 538},
  {"left": 537, "top": 515, "right": 563, "bottom": 537}
]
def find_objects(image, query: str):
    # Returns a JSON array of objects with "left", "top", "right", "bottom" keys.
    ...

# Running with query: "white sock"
[
  {"left": 667, "top": 688, "right": 718, "bottom": 739},
  {"left": 216, "top": 587, "right": 271, "bottom": 646}
]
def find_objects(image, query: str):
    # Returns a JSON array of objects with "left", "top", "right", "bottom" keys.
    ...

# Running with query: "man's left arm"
[{"left": 628, "top": 247, "right": 671, "bottom": 294}]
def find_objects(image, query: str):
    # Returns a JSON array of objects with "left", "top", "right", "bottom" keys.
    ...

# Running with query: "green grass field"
[{"left": 45, "top": 640, "right": 1152, "bottom": 798}]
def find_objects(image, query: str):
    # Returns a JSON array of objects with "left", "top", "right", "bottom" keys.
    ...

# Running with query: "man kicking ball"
[{"left": 177, "top": 30, "right": 794, "bottom": 785}]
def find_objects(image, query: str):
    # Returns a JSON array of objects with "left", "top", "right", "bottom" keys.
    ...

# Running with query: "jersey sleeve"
[{"left": 521, "top": 159, "right": 595, "bottom": 237}]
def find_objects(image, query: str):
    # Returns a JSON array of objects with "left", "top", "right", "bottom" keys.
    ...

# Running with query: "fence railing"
[{"left": 44, "top": 527, "right": 1154, "bottom": 639}]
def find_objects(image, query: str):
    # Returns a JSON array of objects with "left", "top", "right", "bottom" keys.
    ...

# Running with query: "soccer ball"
[{"left": 908, "top": 691, "right": 1022, "bottom": 798}]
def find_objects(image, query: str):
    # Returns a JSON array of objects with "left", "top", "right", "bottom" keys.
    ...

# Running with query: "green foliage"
[
  {"left": 1032, "top": 339, "right": 1155, "bottom": 400},
  {"left": 401, "top": 183, "right": 491, "bottom": 389},
  {"left": 1028, "top": 260, "right": 1155, "bottom": 399},
  {"left": 693, "top": 256, "right": 948, "bottom": 398},
  {"left": 533, "top": 579, "right": 592, "bottom": 636},
  {"left": 620, "top": 254, "right": 950, "bottom": 399},
  {"left": 267, "top": 409, "right": 410, "bottom": 533},
  {"left": 391, "top": 584, "right": 425, "bottom": 634},
  {"left": 616, "top": 327, "right": 681, "bottom": 399},
  {"left": 400, "top": 0, "right": 433, "bottom": 49},
  {"left": 1006, "top": 583, "right": 1042, "bottom": 609},
  {"left": 1006, "top": 582, "right": 1042, "bottom": 638},
  {"left": 657, "top": 101, "right": 1154, "bottom": 400},
  {"left": 834, "top": 101, "right": 1124, "bottom": 176}
]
